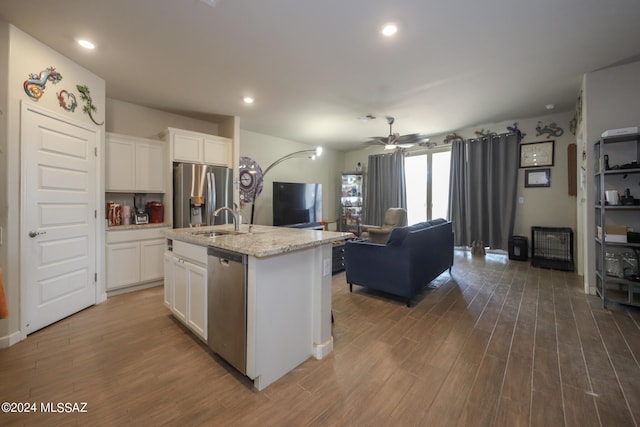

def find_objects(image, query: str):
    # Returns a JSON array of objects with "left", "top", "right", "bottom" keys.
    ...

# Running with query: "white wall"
[
  {"left": 105, "top": 99, "right": 220, "bottom": 138},
  {"left": 582, "top": 60, "right": 640, "bottom": 294},
  {"left": 239, "top": 130, "right": 344, "bottom": 230},
  {"left": 0, "top": 25, "right": 106, "bottom": 345},
  {"left": 0, "top": 22, "right": 9, "bottom": 344},
  {"left": 344, "top": 111, "right": 578, "bottom": 254}
]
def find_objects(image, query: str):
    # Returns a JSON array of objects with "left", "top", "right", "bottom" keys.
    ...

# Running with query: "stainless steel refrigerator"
[{"left": 173, "top": 163, "right": 234, "bottom": 228}]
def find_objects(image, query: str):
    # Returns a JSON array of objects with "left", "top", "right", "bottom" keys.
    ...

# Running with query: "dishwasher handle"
[{"left": 208, "top": 247, "right": 246, "bottom": 264}]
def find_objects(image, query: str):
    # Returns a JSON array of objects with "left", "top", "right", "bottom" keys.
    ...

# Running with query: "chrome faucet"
[{"left": 214, "top": 204, "right": 242, "bottom": 231}]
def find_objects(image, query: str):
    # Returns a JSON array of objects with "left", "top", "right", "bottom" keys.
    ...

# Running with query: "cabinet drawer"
[
  {"left": 173, "top": 240, "right": 208, "bottom": 265},
  {"left": 106, "top": 227, "right": 168, "bottom": 244}
]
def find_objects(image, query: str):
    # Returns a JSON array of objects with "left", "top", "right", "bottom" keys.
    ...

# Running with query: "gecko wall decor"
[
  {"left": 535, "top": 121, "right": 564, "bottom": 139},
  {"left": 56, "top": 89, "right": 78, "bottom": 112},
  {"left": 76, "top": 84, "right": 104, "bottom": 125},
  {"left": 23, "top": 66, "right": 62, "bottom": 101}
]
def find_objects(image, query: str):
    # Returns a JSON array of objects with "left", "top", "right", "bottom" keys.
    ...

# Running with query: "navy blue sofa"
[{"left": 344, "top": 219, "right": 454, "bottom": 306}]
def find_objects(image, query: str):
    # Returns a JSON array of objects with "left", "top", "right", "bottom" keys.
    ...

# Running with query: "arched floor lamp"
[{"left": 239, "top": 147, "right": 323, "bottom": 225}]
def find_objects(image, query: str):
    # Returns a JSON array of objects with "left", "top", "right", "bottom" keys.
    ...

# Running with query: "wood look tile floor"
[{"left": 2, "top": 250, "right": 640, "bottom": 426}]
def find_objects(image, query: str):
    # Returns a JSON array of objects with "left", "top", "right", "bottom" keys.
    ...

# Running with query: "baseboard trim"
[
  {"left": 313, "top": 335, "right": 333, "bottom": 360},
  {"left": 0, "top": 330, "right": 26, "bottom": 348},
  {"left": 106, "top": 280, "right": 162, "bottom": 297}
]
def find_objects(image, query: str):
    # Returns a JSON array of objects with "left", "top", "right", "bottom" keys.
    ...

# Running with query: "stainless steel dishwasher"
[{"left": 207, "top": 247, "right": 247, "bottom": 374}]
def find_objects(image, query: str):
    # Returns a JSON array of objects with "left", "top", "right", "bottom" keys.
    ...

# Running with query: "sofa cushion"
[
  {"left": 426, "top": 218, "right": 447, "bottom": 227},
  {"left": 386, "top": 227, "right": 409, "bottom": 246},
  {"left": 386, "top": 221, "right": 432, "bottom": 246}
]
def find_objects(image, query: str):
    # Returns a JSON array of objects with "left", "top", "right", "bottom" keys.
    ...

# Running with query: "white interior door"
[{"left": 21, "top": 104, "right": 98, "bottom": 334}]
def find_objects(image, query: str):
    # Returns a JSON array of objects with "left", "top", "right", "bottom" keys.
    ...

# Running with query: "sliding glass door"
[{"left": 404, "top": 149, "right": 451, "bottom": 224}]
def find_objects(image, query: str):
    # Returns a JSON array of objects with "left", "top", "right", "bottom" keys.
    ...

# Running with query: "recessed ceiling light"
[
  {"left": 545, "top": 103, "right": 555, "bottom": 110},
  {"left": 243, "top": 97, "right": 254, "bottom": 104},
  {"left": 77, "top": 39, "right": 95, "bottom": 50},
  {"left": 381, "top": 23, "right": 398, "bottom": 37}
]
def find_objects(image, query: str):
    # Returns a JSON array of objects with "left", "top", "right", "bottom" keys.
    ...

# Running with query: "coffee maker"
[
  {"left": 134, "top": 194, "right": 149, "bottom": 224},
  {"left": 147, "top": 201, "right": 164, "bottom": 224}
]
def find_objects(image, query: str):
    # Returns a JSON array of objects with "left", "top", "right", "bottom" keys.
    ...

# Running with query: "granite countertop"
[
  {"left": 162, "top": 224, "right": 352, "bottom": 258},
  {"left": 107, "top": 222, "right": 171, "bottom": 231}
]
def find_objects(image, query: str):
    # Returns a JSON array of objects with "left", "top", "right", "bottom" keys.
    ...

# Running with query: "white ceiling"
[{"left": 1, "top": 0, "right": 640, "bottom": 151}]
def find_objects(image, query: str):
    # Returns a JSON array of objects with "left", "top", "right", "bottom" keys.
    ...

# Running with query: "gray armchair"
[{"left": 361, "top": 208, "right": 407, "bottom": 244}]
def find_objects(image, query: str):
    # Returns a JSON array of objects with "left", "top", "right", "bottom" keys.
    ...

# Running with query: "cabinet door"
[
  {"left": 106, "top": 242, "right": 140, "bottom": 289},
  {"left": 135, "top": 141, "right": 165, "bottom": 192},
  {"left": 173, "top": 133, "right": 202, "bottom": 163},
  {"left": 187, "top": 262, "right": 207, "bottom": 340},
  {"left": 204, "top": 136, "right": 232, "bottom": 167},
  {"left": 106, "top": 136, "right": 136, "bottom": 191},
  {"left": 163, "top": 252, "right": 173, "bottom": 308},
  {"left": 140, "top": 238, "right": 166, "bottom": 282},
  {"left": 172, "top": 257, "right": 188, "bottom": 322}
]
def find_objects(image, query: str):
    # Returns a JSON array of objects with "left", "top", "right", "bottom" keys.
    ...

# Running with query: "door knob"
[{"left": 28, "top": 231, "right": 46, "bottom": 238}]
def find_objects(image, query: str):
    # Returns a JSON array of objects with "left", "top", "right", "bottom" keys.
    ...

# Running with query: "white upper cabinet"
[
  {"left": 172, "top": 132, "right": 202, "bottom": 163},
  {"left": 106, "top": 133, "right": 166, "bottom": 192},
  {"left": 106, "top": 135, "right": 135, "bottom": 191},
  {"left": 161, "top": 127, "right": 232, "bottom": 167}
]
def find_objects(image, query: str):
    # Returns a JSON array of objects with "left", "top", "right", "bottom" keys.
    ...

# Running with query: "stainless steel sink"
[{"left": 190, "top": 229, "right": 245, "bottom": 238}]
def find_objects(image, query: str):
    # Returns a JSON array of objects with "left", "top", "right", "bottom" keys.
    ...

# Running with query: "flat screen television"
[{"left": 273, "top": 182, "right": 322, "bottom": 227}]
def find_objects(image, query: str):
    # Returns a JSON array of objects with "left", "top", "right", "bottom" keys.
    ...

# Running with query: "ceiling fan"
[{"left": 367, "top": 116, "right": 431, "bottom": 150}]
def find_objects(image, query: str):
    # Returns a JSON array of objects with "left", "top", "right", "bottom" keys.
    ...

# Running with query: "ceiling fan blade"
[
  {"left": 365, "top": 140, "right": 386, "bottom": 147},
  {"left": 387, "top": 133, "right": 399, "bottom": 144},
  {"left": 397, "top": 133, "right": 428, "bottom": 143}
]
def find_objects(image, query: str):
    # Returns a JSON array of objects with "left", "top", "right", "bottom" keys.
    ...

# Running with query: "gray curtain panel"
[
  {"left": 364, "top": 150, "right": 407, "bottom": 225},
  {"left": 448, "top": 133, "right": 519, "bottom": 250}
]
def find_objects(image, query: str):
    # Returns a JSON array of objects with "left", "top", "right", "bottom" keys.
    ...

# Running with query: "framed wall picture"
[
  {"left": 525, "top": 168, "right": 551, "bottom": 188},
  {"left": 519, "top": 141, "right": 554, "bottom": 168}
]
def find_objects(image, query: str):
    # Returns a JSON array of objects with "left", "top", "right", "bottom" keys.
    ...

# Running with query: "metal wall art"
[
  {"left": 535, "top": 120, "right": 564, "bottom": 139},
  {"left": 443, "top": 132, "right": 464, "bottom": 144},
  {"left": 507, "top": 122, "right": 526, "bottom": 143},
  {"left": 23, "top": 66, "right": 62, "bottom": 100},
  {"left": 56, "top": 89, "right": 78, "bottom": 112},
  {"left": 77, "top": 84, "right": 103, "bottom": 126},
  {"left": 238, "top": 156, "right": 263, "bottom": 204},
  {"left": 474, "top": 128, "right": 497, "bottom": 138},
  {"left": 569, "top": 90, "right": 583, "bottom": 135}
]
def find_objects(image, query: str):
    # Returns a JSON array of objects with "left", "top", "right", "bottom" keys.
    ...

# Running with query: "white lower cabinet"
[
  {"left": 106, "top": 227, "right": 168, "bottom": 292},
  {"left": 141, "top": 239, "right": 165, "bottom": 282},
  {"left": 163, "top": 251, "right": 173, "bottom": 308},
  {"left": 186, "top": 261, "right": 207, "bottom": 339},
  {"left": 165, "top": 241, "right": 208, "bottom": 342},
  {"left": 172, "top": 257, "right": 188, "bottom": 323},
  {"left": 106, "top": 242, "right": 140, "bottom": 289}
]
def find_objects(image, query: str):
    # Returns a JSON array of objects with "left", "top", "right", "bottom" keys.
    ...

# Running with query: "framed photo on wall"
[
  {"left": 519, "top": 141, "right": 554, "bottom": 168},
  {"left": 525, "top": 168, "right": 551, "bottom": 188}
]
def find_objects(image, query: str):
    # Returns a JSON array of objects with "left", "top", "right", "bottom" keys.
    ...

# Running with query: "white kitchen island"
[{"left": 162, "top": 224, "right": 351, "bottom": 390}]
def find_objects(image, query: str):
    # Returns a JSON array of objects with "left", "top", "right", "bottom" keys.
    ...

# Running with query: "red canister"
[{"left": 146, "top": 201, "right": 164, "bottom": 224}]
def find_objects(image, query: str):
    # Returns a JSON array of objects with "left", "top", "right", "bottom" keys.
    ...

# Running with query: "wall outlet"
[
  {"left": 518, "top": 197, "right": 524, "bottom": 204},
  {"left": 323, "top": 259, "right": 331, "bottom": 276}
]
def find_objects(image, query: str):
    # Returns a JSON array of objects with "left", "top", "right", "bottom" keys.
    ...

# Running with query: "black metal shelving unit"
[{"left": 594, "top": 132, "right": 640, "bottom": 307}]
